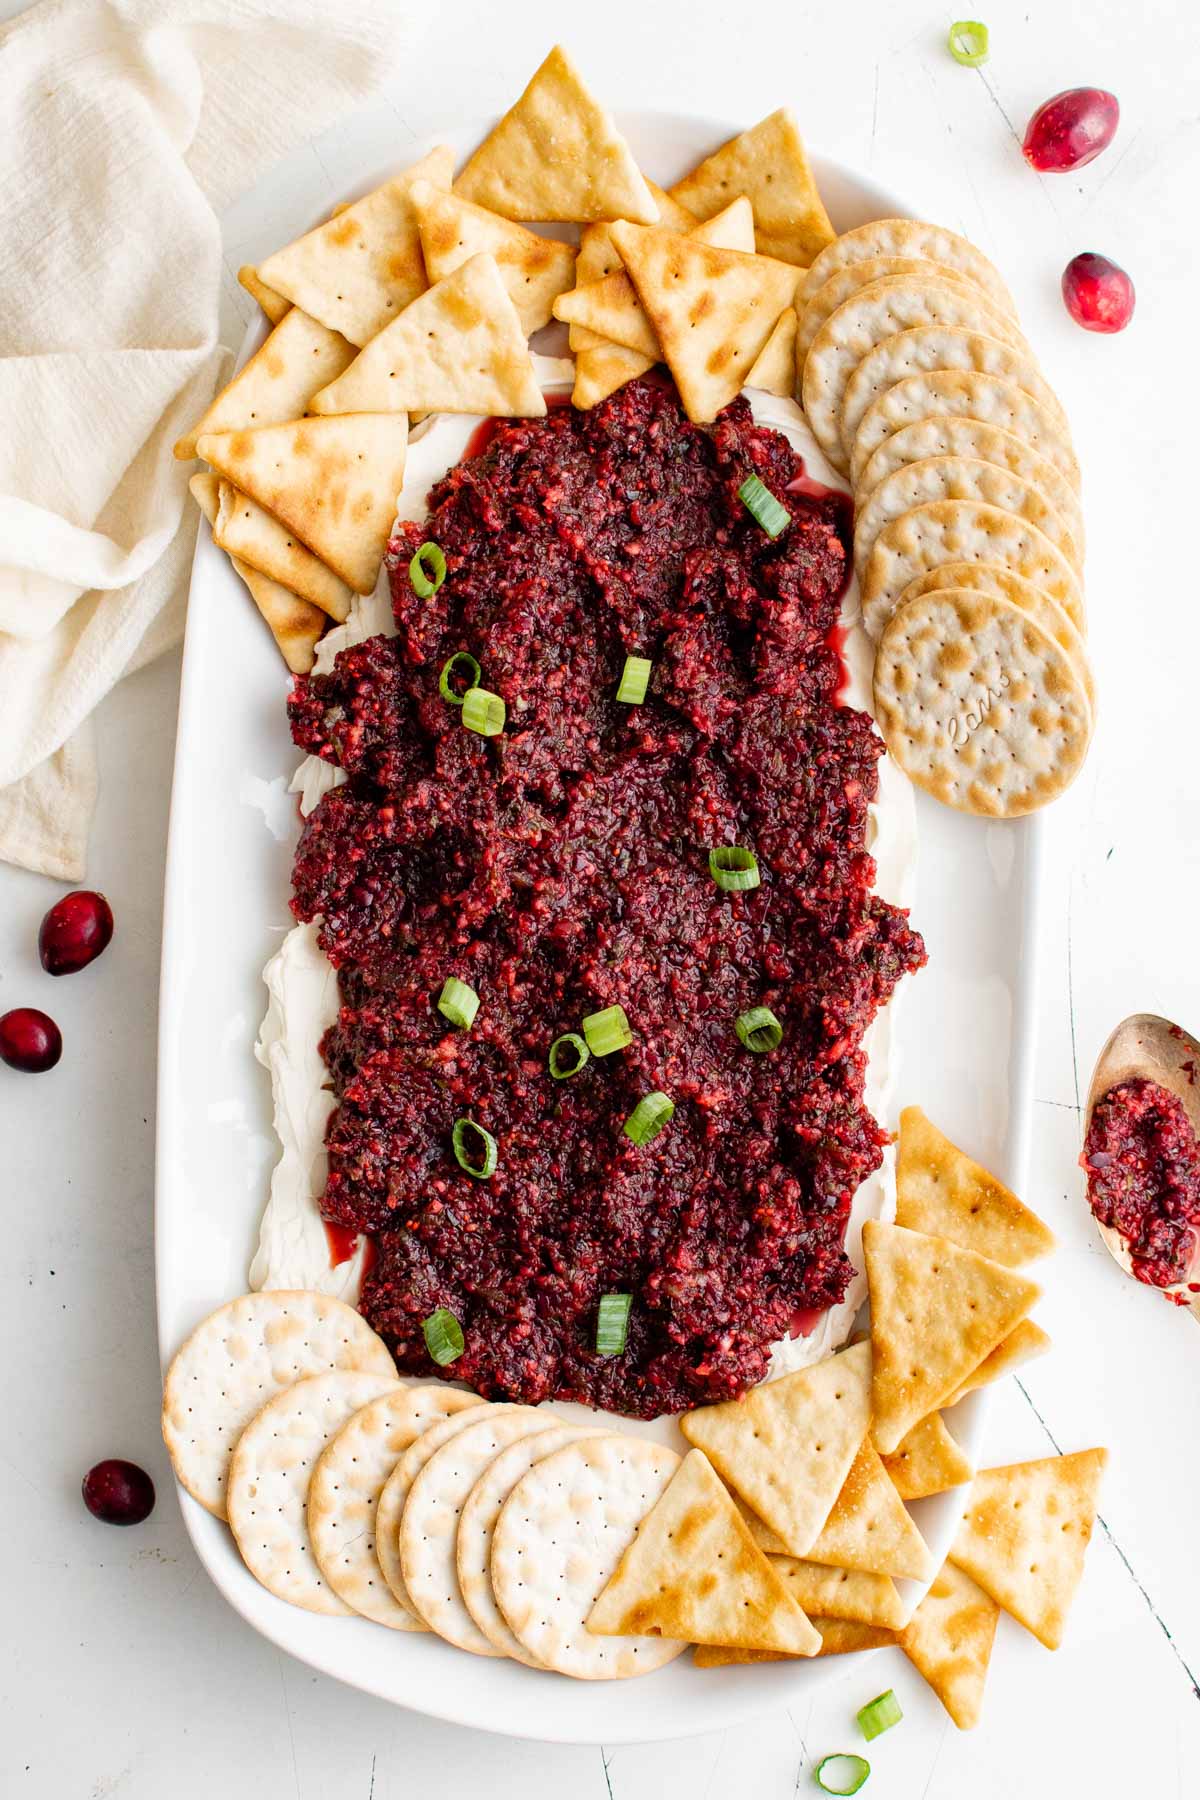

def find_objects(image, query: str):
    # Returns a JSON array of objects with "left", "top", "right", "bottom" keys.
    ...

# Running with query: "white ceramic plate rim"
[{"left": 156, "top": 108, "right": 1043, "bottom": 1742}]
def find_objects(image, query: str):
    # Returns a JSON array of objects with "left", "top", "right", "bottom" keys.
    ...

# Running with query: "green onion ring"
[
  {"left": 709, "top": 846, "right": 761, "bottom": 892},
  {"left": 737, "top": 473, "right": 791, "bottom": 539},
  {"left": 582, "top": 1004, "right": 633, "bottom": 1057},
  {"left": 409, "top": 542, "right": 447, "bottom": 597},
  {"left": 439, "top": 651, "right": 482, "bottom": 706},
  {"left": 735, "top": 1005, "right": 783, "bottom": 1053},
  {"left": 856, "top": 1689, "right": 902, "bottom": 1741},
  {"left": 623, "top": 1091, "right": 675, "bottom": 1146},
  {"left": 461, "top": 686, "right": 506, "bottom": 737},
  {"left": 549, "top": 1032, "right": 590, "bottom": 1080},
  {"left": 436, "top": 976, "right": 479, "bottom": 1030},
  {"left": 616, "top": 655, "right": 652, "bottom": 705},
  {"left": 947, "top": 19, "right": 989, "bottom": 64},
  {"left": 595, "top": 1293, "right": 632, "bottom": 1356},
  {"left": 451, "top": 1116, "right": 497, "bottom": 1179},
  {"left": 422, "top": 1307, "right": 465, "bottom": 1366},
  {"left": 815, "top": 1754, "right": 871, "bottom": 1796}
]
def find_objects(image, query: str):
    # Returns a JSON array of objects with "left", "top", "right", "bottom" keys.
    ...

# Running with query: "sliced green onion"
[
  {"left": 437, "top": 976, "right": 479, "bottom": 1030},
  {"left": 549, "top": 1032, "right": 590, "bottom": 1080},
  {"left": 596, "top": 1293, "right": 632, "bottom": 1356},
  {"left": 423, "top": 1307, "right": 464, "bottom": 1366},
  {"left": 452, "top": 1116, "right": 497, "bottom": 1179},
  {"left": 815, "top": 1754, "right": 871, "bottom": 1797},
  {"left": 616, "top": 655, "right": 652, "bottom": 705},
  {"left": 623, "top": 1091, "right": 675, "bottom": 1146},
  {"left": 709, "top": 846, "right": 761, "bottom": 892},
  {"left": 409, "top": 542, "right": 447, "bottom": 597},
  {"left": 737, "top": 474, "right": 791, "bottom": 539},
  {"left": 947, "top": 19, "right": 989, "bottom": 64},
  {"left": 582, "top": 1004, "right": 632, "bottom": 1057},
  {"left": 462, "top": 686, "right": 506, "bottom": 736},
  {"left": 856, "top": 1690, "right": 902, "bottom": 1742},
  {"left": 439, "top": 651, "right": 481, "bottom": 705},
  {"left": 736, "top": 1006, "right": 783, "bottom": 1054}
]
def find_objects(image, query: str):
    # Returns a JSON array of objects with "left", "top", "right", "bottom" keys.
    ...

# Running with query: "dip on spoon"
[{"left": 1082, "top": 1013, "right": 1200, "bottom": 1314}]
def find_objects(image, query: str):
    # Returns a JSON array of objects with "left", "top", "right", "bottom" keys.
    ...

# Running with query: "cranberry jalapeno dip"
[
  {"left": 1082, "top": 1076, "right": 1200, "bottom": 1298},
  {"left": 287, "top": 377, "right": 925, "bottom": 1416}
]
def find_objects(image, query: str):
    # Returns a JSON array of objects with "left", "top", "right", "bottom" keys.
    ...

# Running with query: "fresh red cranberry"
[
  {"left": 1062, "top": 252, "right": 1135, "bottom": 333},
  {"left": 39, "top": 889, "right": 114, "bottom": 976},
  {"left": 0, "top": 1007, "right": 62, "bottom": 1072},
  {"left": 82, "top": 1459, "right": 156, "bottom": 1526},
  {"left": 1023, "top": 88, "right": 1118, "bottom": 172}
]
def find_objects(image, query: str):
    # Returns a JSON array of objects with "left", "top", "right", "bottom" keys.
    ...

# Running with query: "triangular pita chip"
[
  {"left": 863, "top": 1220, "right": 1041, "bottom": 1453},
  {"left": 310, "top": 254, "right": 544, "bottom": 421},
  {"left": 572, "top": 339, "right": 657, "bottom": 410},
  {"left": 769, "top": 1556, "right": 906, "bottom": 1630},
  {"left": 258, "top": 146, "right": 454, "bottom": 346},
  {"left": 197, "top": 413, "right": 408, "bottom": 596},
  {"left": 567, "top": 182, "right": 691, "bottom": 358},
  {"left": 213, "top": 481, "right": 352, "bottom": 622},
  {"left": 588, "top": 1451, "right": 820, "bottom": 1654},
  {"left": 896, "top": 1107, "right": 1056, "bottom": 1265},
  {"left": 453, "top": 46, "right": 657, "bottom": 224},
  {"left": 693, "top": 1616, "right": 897, "bottom": 1666},
  {"left": 175, "top": 307, "right": 356, "bottom": 461},
  {"left": 680, "top": 1340, "right": 871, "bottom": 1557},
  {"left": 806, "top": 1438, "right": 935, "bottom": 1581},
  {"left": 190, "top": 474, "right": 324, "bottom": 674},
  {"left": 610, "top": 223, "right": 801, "bottom": 421},
  {"left": 744, "top": 306, "right": 798, "bottom": 397},
  {"left": 882, "top": 1413, "right": 973, "bottom": 1501},
  {"left": 950, "top": 1450, "right": 1108, "bottom": 1649},
  {"left": 945, "top": 1319, "right": 1051, "bottom": 1407},
  {"left": 555, "top": 197, "right": 756, "bottom": 357},
  {"left": 238, "top": 265, "right": 290, "bottom": 326},
  {"left": 413, "top": 182, "right": 577, "bottom": 335},
  {"left": 669, "top": 109, "right": 835, "bottom": 266},
  {"left": 900, "top": 1560, "right": 999, "bottom": 1729}
]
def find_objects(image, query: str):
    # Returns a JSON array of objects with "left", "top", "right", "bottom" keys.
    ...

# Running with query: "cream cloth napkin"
[{"left": 0, "top": 0, "right": 404, "bottom": 880}]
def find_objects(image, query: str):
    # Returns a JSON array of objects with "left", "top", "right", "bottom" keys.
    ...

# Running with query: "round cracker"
[
  {"left": 457, "top": 1424, "right": 602, "bottom": 1665},
  {"left": 375, "top": 1402, "right": 513, "bottom": 1614},
  {"left": 899, "top": 564, "right": 1095, "bottom": 710},
  {"left": 801, "top": 277, "right": 1028, "bottom": 470},
  {"left": 861, "top": 499, "right": 1085, "bottom": 642},
  {"left": 308, "top": 1383, "right": 483, "bottom": 1630},
  {"left": 798, "top": 256, "right": 1005, "bottom": 364},
  {"left": 490, "top": 1435, "right": 685, "bottom": 1680},
  {"left": 161, "top": 1291, "right": 395, "bottom": 1519},
  {"left": 873, "top": 588, "right": 1092, "bottom": 817},
  {"left": 226, "top": 1369, "right": 400, "bottom": 1613},
  {"left": 856, "top": 417, "right": 1084, "bottom": 556},
  {"left": 399, "top": 1408, "right": 555, "bottom": 1654},
  {"left": 799, "top": 219, "right": 1017, "bottom": 320},
  {"left": 850, "top": 369, "right": 1079, "bottom": 491},
  {"left": 841, "top": 329, "right": 1068, "bottom": 481},
  {"left": 853, "top": 455, "right": 1081, "bottom": 580}
]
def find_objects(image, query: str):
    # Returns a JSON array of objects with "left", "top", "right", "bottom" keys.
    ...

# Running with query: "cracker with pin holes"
[
  {"left": 805, "top": 1437, "right": 935, "bottom": 1580},
  {"left": 669, "top": 109, "right": 834, "bottom": 265},
  {"left": 226, "top": 1369, "right": 400, "bottom": 1612},
  {"left": 213, "top": 480, "right": 353, "bottom": 622},
  {"left": 799, "top": 255, "right": 1007, "bottom": 366},
  {"left": 950, "top": 1450, "right": 1108, "bottom": 1648},
  {"left": 799, "top": 219, "right": 1016, "bottom": 319},
  {"left": 896, "top": 1106, "right": 1057, "bottom": 1265},
  {"left": 681, "top": 1340, "right": 872, "bottom": 1557},
  {"left": 900, "top": 1559, "right": 1000, "bottom": 1728},
  {"left": 844, "top": 330, "right": 1070, "bottom": 486},
  {"left": 412, "top": 183, "right": 577, "bottom": 336},
  {"left": 307, "top": 1384, "right": 483, "bottom": 1631},
  {"left": 898, "top": 567, "right": 1093, "bottom": 710},
  {"left": 801, "top": 277, "right": 1028, "bottom": 471},
  {"left": 693, "top": 1616, "right": 899, "bottom": 1666},
  {"left": 765, "top": 1557, "right": 907, "bottom": 1630},
  {"left": 882, "top": 1412, "right": 974, "bottom": 1501},
  {"left": 491, "top": 1436, "right": 685, "bottom": 1678},
  {"left": 854, "top": 455, "right": 1082, "bottom": 581},
  {"left": 375, "top": 1403, "right": 513, "bottom": 1615},
  {"left": 863, "top": 1220, "right": 1040, "bottom": 1453},
  {"left": 400, "top": 1408, "right": 555, "bottom": 1655},
  {"left": 160, "top": 1290, "right": 395, "bottom": 1519},
  {"left": 190, "top": 473, "right": 325, "bottom": 674},
  {"left": 873, "top": 586, "right": 1093, "bottom": 817},
  {"left": 588, "top": 1450, "right": 821, "bottom": 1655},
  {"left": 174, "top": 307, "right": 355, "bottom": 461}
]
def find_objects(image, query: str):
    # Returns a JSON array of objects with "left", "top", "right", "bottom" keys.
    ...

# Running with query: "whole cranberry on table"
[
  {"left": 1062, "top": 252, "right": 1136, "bottom": 333},
  {"left": 82, "top": 1459, "right": 156, "bottom": 1526},
  {"left": 1022, "top": 87, "right": 1119, "bottom": 172},
  {"left": 0, "top": 1007, "right": 62, "bottom": 1073},
  {"left": 39, "top": 889, "right": 114, "bottom": 975}
]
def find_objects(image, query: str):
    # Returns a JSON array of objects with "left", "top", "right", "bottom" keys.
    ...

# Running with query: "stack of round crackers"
[{"left": 795, "top": 220, "right": 1095, "bottom": 818}]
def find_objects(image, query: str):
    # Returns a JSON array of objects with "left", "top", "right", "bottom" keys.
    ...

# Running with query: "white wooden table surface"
[{"left": 4, "top": 1, "right": 1200, "bottom": 1794}]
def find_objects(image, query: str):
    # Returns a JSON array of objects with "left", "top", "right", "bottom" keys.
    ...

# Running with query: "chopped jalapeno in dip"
[
  {"left": 1082, "top": 1076, "right": 1200, "bottom": 1297},
  {"left": 287, "top": 376, "right": 925, "bottom": 1416}
]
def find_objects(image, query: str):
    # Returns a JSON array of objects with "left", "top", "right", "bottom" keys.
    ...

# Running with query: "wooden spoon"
[{"left": 1084, "top": 1012, "right": 1200, "bottom": 1317}]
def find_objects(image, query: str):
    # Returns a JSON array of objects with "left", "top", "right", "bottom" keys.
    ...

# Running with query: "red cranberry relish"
[
  {"left": 1082, "top": 1076, "right": 1200, "bottom": 1297},
  {"left": 289, "top": 378, "right": 925, "bottom": 1415}
]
